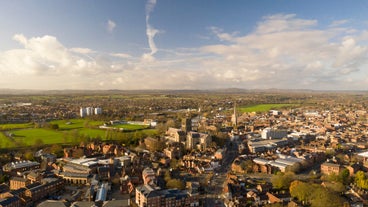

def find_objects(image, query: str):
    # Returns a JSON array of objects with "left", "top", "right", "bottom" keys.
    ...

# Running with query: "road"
[{"left": 202, "top": 140, "right": 239, "bottom": 207}]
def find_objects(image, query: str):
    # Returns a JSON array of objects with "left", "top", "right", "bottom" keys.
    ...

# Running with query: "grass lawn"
[
  {"left": 113, "top": 124, "right": 149, "bottom": 131},
  {"left": 10, "top": 128, "right": 65, "bottom": 146},
  {"left": 0, "top": 123, "right": 34, "bottom": 130},
  {"left": 239, "top": 104, "right": 296, "bottom": 113},
  {"left": 50, "top": 119, "right": 104, "bottom": 130},
  {"left": 78, "top": 128, "right": 107, "bottom": 138},
  {"left": 0, "top": 132, "right": 16, "bottom": 148},
  {"left": 0, "top": 119, "right": 158, "bottom": 148}
]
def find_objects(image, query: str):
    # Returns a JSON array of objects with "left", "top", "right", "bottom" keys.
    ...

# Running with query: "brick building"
[
  {"left": 320, "top": 162, "right": 343, "bottom": 175},
  {"left": 135, "top": 184, "right": 199, "bottom": 207}
]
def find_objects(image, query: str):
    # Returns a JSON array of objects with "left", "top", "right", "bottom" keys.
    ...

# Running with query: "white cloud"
[
  {"left": 208, "top": 26, "right": 237, "bottom": 42},
  {"left": 330, "top": 19, "right": 349, "bottom": 27},
  {"left": 143, "top": 0, "right": 161, "bottom": 60},
  {"left": 70, "top": 48, "right": 96, "bottom": 54},
  {"left": 107, "top": 19, "right": 116, "bottom": 33},
  {"left": 198, "top": 14, "right": 368, "bottom": 89},
  {"left": 1, "top": 14, "right": 368, "bottom": 90},
  {"left": 111, "top": 53, "right": 132, "bottom": 58},
  {"left": 255, "top": 14, "right": 317, "bottom": 34}
]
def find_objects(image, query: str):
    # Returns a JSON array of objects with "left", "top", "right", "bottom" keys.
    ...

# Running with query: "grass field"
[
  {"left": 0, "top": 123, "right": 34, "bottom": 130},
  {"left": 50, "top": 119, "right": 104, "bottom": 130},
  {"left": 10, "top": 128, "right": 65, "bottom": 145},
  {"left": 239, "top": 104, "right": 296, "bottom": 113},
  {"left": 113, "top": 124, "right": 149, "bottom": 131},
  {"left": 0, "top": 119, "right": 157, "bottom": 149},
  {"left": 0, "top": 132, "right": 16, "bottom": 148}
]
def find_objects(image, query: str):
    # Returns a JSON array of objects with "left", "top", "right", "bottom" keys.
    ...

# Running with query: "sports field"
[{"left": 0, "top": 119, "right": 156, "bottom": 149}]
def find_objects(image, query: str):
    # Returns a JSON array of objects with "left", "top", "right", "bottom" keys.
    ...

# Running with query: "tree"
[
  {"left": 50, "top": 124, "right": 59, "bottom": 130},
  {"left": 166, "top": 119, "right": 176, "bottom": 128},
  {"left": 240, "top": 160, "right": 254, "bottom": 173},
  {"left": 323, "top": 181, "right": 345, "bottom": 193},
  {"left": 271, "top": 171, "right": 295, "bottom": 190},
  {"left": 286, "top": 162, "right": 302, "bottom": 173},
  {"left": 355, "top": 171, "right": 368, "bottom": 189},
  {"left": 289, "top": 180, "right": 313, "bottom": 204},
  {"left": 33, "top": 138, "right": 44, "bottom": 148},
  {"left": 310, "top": 187, "right": 345, "bottom": 207},
  {"left": 170, "top": 158, "right": 179, "bottom": 169},
  {"left": 24, "top": 151, "right": 34, "bottom": 161},
  {"left": 50, "top": 144, "right": 63, "bottom": 157},
  {"left": 339, "top": 168, "right": 350, "bottom": 185},
  {"left": 156, "top": 123, "right": 167, "bottom": 135},
  {"left": 290, "top": 180, "right": 346, "bottom": 206},
  {"left": 166, "top": 179, "right": 184, "bottom": 190}
]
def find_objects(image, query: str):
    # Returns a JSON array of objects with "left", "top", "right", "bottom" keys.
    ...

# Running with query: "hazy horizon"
[{"left": 1, "top": 0, "right": 368, "bottom": 90}]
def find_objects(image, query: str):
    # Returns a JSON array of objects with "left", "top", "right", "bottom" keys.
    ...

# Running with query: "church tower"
[{"left": 231, "top": 102, "right": 238, "bottom": 127}]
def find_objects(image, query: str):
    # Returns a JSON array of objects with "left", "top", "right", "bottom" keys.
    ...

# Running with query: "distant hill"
[{"left": 0, "top": 88, "right": 367, "bottom": 95}]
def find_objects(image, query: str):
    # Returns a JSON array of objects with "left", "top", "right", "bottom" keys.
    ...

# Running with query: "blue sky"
[{"left": 1, "top": 0, "right": 368, "bottom": 90}]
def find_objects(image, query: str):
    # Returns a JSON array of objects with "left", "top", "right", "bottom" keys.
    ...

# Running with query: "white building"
[
  {"left": 80, "top": 107, "right": 102, "bottom": 117},
  {"left": 261, "top": 128, "right": 287, "bottom": 139},
  {"left": 80, "top": 108, "right": 87, "bottom": 117},
  {"left": 94, "top": 107, "right": 102, "bottom": 115},
  {"left": 86, "top": 107, "right": 94, "bottom": 116}
]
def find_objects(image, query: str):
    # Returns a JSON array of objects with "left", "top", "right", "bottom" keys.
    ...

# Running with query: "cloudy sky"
[{"left": 1, "top": 0, "right": 368, "bottom": 90}]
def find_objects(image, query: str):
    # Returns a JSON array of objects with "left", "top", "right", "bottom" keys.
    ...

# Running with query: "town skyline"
[{"left": 1, "top": 0, "right": 368, "bottom": 90}]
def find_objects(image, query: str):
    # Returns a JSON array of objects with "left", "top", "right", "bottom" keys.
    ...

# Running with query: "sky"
[{"left": 1, "top": 0, "right": 368, "bottom": 90}]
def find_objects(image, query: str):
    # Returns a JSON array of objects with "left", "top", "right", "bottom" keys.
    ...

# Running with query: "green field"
[
  {"left": 0, "top": 119, "right": 156, "bottom": 149},
  {"left": 239, "top": 104, "right": 296, "bottom": 113},
  {"left": 113, "top": 124, "right": 149, "bottom": 131},
  {"left": 49, "top": 119, "right": 104, "bottom": 130},
  {"left": 0, "top": 123, "right": 34, "bottom": 130},
  {"left": 0, "top": 132, "right": 16, "bottom": 148},
  {"left": 11, "top": 128, "right": 64, "bottom": 145}
]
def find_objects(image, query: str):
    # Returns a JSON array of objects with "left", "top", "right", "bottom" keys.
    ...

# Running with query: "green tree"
[
  {"left": 339, "top": 168, "right": 350, "bottom": 185},
  {"left": 240, "top": 160, "right": 254, "bottom": 173},
  {"left": 50, "top": 144, "right": 64, "bottom": 157},
  {"left": 34, "top": 138, "right": 44, "bottom": 148},
  {"left": 24, "top": 151, "right": 34, "bottom": 160},
  {"left": 290, "top": 180, "right": 346, "bottom": 206},
  {"left": 310, "top": 187, "right": 345, "bottom": 207},
  {"left": 323, "top": 181, "right": 345, "bottom": 193},
  {"left": 355, "top": 171, "right": 368, "bottom": 189},
  {"left": 50, "top": 124, "right": 59, "bottom": 130},
  {"left": 271, "top": 171, "right": 295, "bottom": 190},
  {"left": 289, "top": 180, "right": 313, "bottom": 204},
  {"left": 166, "top": 179, "right": 184, "bottom": 190},
  {"left": 286, "top": 162, "right": 302, "bottom": 173}
]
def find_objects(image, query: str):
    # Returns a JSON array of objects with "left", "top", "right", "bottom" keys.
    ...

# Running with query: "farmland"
[{"left": 239, "top": 103, "right": 297, "bottom": 113}]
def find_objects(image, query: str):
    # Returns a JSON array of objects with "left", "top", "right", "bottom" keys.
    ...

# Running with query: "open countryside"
[{"left": 239, "top": 104, "right": 297, "bottom": 113}]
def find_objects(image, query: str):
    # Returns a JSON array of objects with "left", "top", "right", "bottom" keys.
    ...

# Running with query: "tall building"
[
  {"left": 80, "top": 107, "right": 102, "bottom": 117},
  {"left": 86, "top": 107, "right": 94, "bottom": 116},
  {"left": 186, "top": 131, "right": 211, "bottom": 150},
  {"left": 231, "top": 102, "right": 237, "bottom": 127},
  {"left": 181, "top": 118, "right": 192, "bottom": 133},
  {"left": 80, "top": 108, "right": 87, "bottom": 117},
  {"left": 94, "top": 107, "right": 102, "bottom": 115}
]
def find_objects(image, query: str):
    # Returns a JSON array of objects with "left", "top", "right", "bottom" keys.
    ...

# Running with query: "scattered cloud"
[
  {"left": 330, "top": 19, "right": 349, "bottom": 27},
  {"left": 208, "top": 26, "right": 238, "bottom": 42},
  {"left": 143, "top": 0, "right": 160, "bottom": 61},
  {"left": 1, "top": 14, "right": 368, "bottom": 90},
  {"left": 199, "top": 14, "right": 368, "bottom": 89},
  {"left": 111, "top": 53, "right": 132, "bottom": 58},
  {"left": 107, "top": 19, "right": 116, "bottom": 33},
  {"left": 70, "top": 48, "right": 96, "bottom": 54}
]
